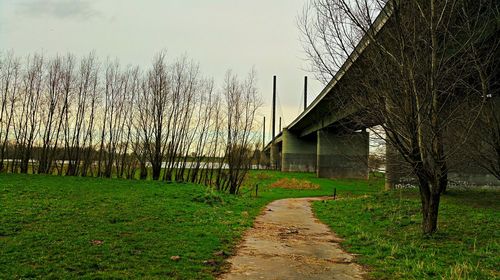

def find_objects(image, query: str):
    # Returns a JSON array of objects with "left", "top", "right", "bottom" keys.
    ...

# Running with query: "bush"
[{"left": 192, "top": 187, "right": 224, "bottom": 205}]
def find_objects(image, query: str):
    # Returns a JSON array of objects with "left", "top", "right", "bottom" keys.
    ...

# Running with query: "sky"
[{"left": 0, "top": 0, "right": 324, "bottom": 141}]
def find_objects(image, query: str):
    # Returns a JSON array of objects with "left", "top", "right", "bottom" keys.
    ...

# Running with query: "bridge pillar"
[
  {"left": 385, "top": 141, "right": 415, "bottom": 190},
  {"left": 316, "top": 130, "right": 369, "bottom": 179},
  {"left": 270, "top": 142, "right": 281, "bottom": 170},
  {"left": 281, "top": 128, "right": 316, "bottom": 172},
  {"left": 385, "top": 141, "right": 401, "bottom": 190}
]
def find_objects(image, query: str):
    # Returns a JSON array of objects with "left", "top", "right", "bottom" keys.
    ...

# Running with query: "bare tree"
[
  {"left": 219, "top": 69, "right": 261, "bottom": 194},
  {"left": 63, "top": 54, "right": 95, "bottom": 176},
  {"left": 117, "top": 67, "right": 140, "bottom": 179},
  {"left": 38, "top": 56, "right": 65, "bottom": 174},
  {"left": 0, "top": 51, "right": 263, "bottom": 196},
  {"left": 167, "top": 57, "right": 201, "bottom": 182},
  {"left": 56, "top": 55, "right": 76, "bottom": 176},
  {"left": 300, "top": 0, "right": 499, "bottom": 234},
  {"left": 186, "top": 79, "right": 216, "bottom": 184},
  {"left": 136, "top": 53, "right": 170, "bottom": 180},
  {"left": 204, "top": 92, "right": 225, "bottom": 186},
  {"left": 80, "top": 56, "right": 100, "bottom": 177},
  {"left": 0, "top": 52, "right": 20, "bottom": 172},
  {"left": 12, "top": 54, "right": 44, "bottom": 174}
]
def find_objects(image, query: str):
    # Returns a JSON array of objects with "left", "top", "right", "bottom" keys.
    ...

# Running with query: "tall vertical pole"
[
  {"left": 304, "top": 76, "right": 308, "bottom": 111},
  {"left": 272, "top": 76, "right": 276, "bottom": 139},
  {"left": 262, "top": 116, "right": 266, "bottom": 150},
  {"left": 279, "top": 117, "right": 282, "bottom": 132}
]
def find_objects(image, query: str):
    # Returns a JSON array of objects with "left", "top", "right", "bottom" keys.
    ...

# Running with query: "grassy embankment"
[
  {"left": 314, "top": 189, "right": 499, "bottom": 279},
  {"left": 0, "top": 171, "right": 380, "bottom": 279}
]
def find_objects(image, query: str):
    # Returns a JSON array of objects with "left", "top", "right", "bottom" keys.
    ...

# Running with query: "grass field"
[
  {"left": 314, "top": 189, "right": 500, "bottom": 279},
  {"left": 0, "top": 171, "right": 381, "bottom": 279},
  {"left": 1, "top": 171, "right": 497, "bottom": 279}
]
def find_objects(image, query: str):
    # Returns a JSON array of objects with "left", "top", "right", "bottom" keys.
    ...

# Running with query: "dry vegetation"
[{"left": 270, "top": 178, "right": 320, "bottom": 190}]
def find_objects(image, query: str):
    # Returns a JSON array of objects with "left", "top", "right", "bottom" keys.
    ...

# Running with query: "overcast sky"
[{"left": 0, "top": 0, "right": 324, "bottom": 138}]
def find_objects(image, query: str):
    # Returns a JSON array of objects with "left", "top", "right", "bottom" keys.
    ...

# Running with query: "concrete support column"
[
  {"left": 270, "top": 142, "right": 280, "bottom": 170},
  {"left": 385, "top": 142, "right": 399, "bottom": 190},
  {"left": 281, "top": 129, "right": 316, "bottom": 172},
  {"left": 385, "top": 141, "right": 413, "bottom": 190},
  {"left": 316, "top": 130, "right": 369, "bottom": 179},
  {"left": 385, "top": 141, "right": 401, "bottom": 190}
]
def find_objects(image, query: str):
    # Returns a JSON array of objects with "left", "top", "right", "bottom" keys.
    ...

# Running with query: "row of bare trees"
[
  {"left": 0, "top": 51, "right": 261, "bottom": 193},
  {"left": 300, "top": 0, "right": 499, "bottom": 234}
]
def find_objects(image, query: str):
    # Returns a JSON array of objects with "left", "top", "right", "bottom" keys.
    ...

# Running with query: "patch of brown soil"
[{"left": 270, "top": 178, "right": 320, "bottom": 190}]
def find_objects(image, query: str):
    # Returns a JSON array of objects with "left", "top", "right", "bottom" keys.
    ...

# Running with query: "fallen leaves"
[
  {"left": 170, "top": 255, "right": 181, "bottom": 261},
  {"left": 90, "top": 240, "right": 104, "bottom": 246}
]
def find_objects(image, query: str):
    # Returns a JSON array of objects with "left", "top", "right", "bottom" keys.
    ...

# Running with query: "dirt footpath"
[{"left": 219, "top": 197, "right": 365, "bottom": 280}]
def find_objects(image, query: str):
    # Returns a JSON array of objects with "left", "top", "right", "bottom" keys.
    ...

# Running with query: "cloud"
[{"left": 17, "top": 0, "right": 101, "bottom": 20}]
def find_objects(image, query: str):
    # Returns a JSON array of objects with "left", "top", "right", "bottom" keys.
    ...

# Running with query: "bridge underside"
[
  {"left": 267, "top": 127, "right": 369, "bottom": 180},
  {"left": 266, "top": 121, "right": 499, "bottom": 187},
  {"left": 261, "top": 1, "right": 499, "bottom": 187}
]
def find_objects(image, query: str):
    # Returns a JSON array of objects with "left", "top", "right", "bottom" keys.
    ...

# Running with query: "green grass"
[
  {"left": 0, "top": 171, "right": 380, "bottom": 279},
  {"left": 313, "top": 189, "right": 500, "bottom": 279},
  {"left": 3, "top": 171, "right": 495, "bottom": 279}
]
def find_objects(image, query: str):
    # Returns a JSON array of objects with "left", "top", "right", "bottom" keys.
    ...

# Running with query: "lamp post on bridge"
[
  {"left": 270, "top": 76, "right": 279, "bottom": 170},
  {"left": 304, "top": 76, "right": 308, "bottom": 111}
]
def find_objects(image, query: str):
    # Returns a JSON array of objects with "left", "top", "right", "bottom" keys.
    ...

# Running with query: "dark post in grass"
[
  {"left": 255, "top": 184, "right": 259, "bottom": 197},
  {"left": 333, "top": 188, "right": 336, "bottom": 200}
]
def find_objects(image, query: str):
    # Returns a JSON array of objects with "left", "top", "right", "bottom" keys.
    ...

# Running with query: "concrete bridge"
[
  {"left": 263, "top": 67, "right": 372, "bottom": 180},
  {"left": 263, "top": 4, "right": 387, "bottom": 182},
  {"left": 263, "top": 77, "right": 371, "bottom": 182},
  {"left": 263, "top": 5, "right": 499, "bottom": 188}
]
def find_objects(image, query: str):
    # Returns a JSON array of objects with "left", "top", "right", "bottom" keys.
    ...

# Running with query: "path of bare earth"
[{"left": 219, "top": 197, "right": 365, "bottom": 280}]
